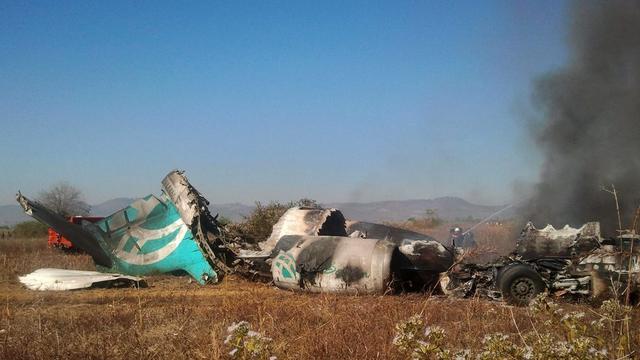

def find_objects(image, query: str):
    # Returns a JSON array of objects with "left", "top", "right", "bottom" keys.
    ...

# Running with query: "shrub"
[
  {"left": 12, "top": 221, "right": 48, "bottom": 238},
  {"left": 401, "top": 209, "right": 443, "bottom": 231},
  {"left": 226, "top": 199, "right": 319, "bottom": 244}
]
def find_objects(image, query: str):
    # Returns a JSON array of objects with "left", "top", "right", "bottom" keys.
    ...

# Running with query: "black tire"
[{"left": 499, "top": 264, "right": 545, "bottom": 306}]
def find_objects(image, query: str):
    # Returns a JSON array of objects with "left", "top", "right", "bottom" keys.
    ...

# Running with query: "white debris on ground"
[{"left": 19, "top": 268, "right": 143, "bottom": 291}]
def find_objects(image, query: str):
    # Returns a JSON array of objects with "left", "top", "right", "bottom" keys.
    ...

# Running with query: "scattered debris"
[
  {"left": 17, "top": 170, "right": 639, "bottom": 304},
  {"left": 346, "top": 220, "right": 436, "bottom": 243},
  {"left": 19, "top": 268, "right": 144, "bottom": 291},
  {"left": 445, "top": 221, "right": 640, "bottom": 305},
  {"left": 515, "top": 221, "right": 601, "bottom": 259}
]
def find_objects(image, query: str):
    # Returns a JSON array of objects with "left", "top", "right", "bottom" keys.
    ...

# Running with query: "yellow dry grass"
[{"left": 1, "top": 234, "right": 638, "bottom": 359}]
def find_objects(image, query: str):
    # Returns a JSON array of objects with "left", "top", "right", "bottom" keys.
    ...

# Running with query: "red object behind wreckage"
[{"left": 47, "top": 216, "right": 104, "bottom": 250}]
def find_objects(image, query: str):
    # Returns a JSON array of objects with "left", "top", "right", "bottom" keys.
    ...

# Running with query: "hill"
[
  {"left": 0, "top": 196, "right": 513, "bottom": 226},
  {"left": 0, "top": 205, "right": 30, "bottom": 226},
  {"left": 324, "top": 196, "right": 513, "bottom": 223},
  {"left": 91, "top": 198, "right": 136, "bottom": 216}
]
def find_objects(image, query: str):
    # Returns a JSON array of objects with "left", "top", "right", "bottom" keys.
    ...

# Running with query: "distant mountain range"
[
  {"left": 323, "top": 196, "right": 513, "bottom": 223},
  {"left": 0, "top": 196, "right": 513, "bottom": 227},
  {"left": 0, "top": 205, "right": 30, "bottom": 226},
  {"left": 90, "top": 197, "right": 136, "bottom": 216}
]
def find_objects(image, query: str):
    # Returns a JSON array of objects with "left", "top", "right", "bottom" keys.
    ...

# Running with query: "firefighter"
[{"left": 450, "top": 226, "right": 477, "bottom": 249}]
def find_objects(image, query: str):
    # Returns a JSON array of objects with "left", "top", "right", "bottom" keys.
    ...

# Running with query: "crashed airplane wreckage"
[
  {"left": 17, "top": 170, "right": 454, "bottom": 293},
  {"left": 238, "top": 207, "right": 453, "bottom": 293},
  {"left": 20, "top": 170, "right": 636, "bottom": 304},
  {"left": 445, "top": 222, "right": 640, "bottom": 305},
  {"left": 17, "top": 171, "right": 234, "bottom": 286}
]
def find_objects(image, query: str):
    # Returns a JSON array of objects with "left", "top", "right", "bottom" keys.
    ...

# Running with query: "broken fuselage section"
[
  {"left": 240, "top": 207, "right": 454, "bottom": 294},
  {"left": 17, "top": 171, "right": 227, "bottom": 285}
]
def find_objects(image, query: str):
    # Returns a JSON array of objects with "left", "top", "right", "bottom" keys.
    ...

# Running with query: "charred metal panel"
[
  {"left": 397, "top": 239, "right": 453, "bottom": 273},
  {"left": 160, "top": 170, "right": 231, "bottom": 273},
  {"left": 575, "top": 242, "right": 640, "bottom": 276},
  {"left": 515, "top": 222, "right": 601, "bottom": 259},
  {"left": 576, "top": 245, "right": 621, "bottom": 273},
  {"left": 346, "top": 221, "right": 453, "bottom": 274},
  {"left": 271, "top": 235, "right": 395, "bottom": 294},
  {"left": 442, "top": 263, "right": 501, "bottom": 300},
  {"left": 346, "top": 221, "right": 437, "bottom": 244},
  {"left": 162, "top": 171, "right": 201, "bottom": 227},
  {"left": 258, "top": 207, "right": 347, "bottom": 255}
]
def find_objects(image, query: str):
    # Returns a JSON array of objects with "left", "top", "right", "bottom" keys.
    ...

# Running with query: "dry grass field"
[{"left": 1, "top": 225, "right": 639, "bottom": 359}]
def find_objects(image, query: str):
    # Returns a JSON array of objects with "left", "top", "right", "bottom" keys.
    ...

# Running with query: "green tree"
[
  {"left": 13, "top": 221, "right": 48, "bottom": 238},
  {"left": 226, "top": 198, "right": 320, "bottom": 244}
]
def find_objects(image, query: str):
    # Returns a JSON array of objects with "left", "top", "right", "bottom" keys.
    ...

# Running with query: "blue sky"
[{"left": 0, "top": 1, "right": 568, "bottom": 206}]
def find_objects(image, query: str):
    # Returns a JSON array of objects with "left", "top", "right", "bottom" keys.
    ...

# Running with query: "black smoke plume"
[{"left": 527, "top": 1, "right": 640, "bottom": 236}]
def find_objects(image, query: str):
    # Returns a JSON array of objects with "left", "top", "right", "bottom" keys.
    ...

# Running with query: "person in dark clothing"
[{"left": 450, "top": 226, "right": 477, "bottom": 249}]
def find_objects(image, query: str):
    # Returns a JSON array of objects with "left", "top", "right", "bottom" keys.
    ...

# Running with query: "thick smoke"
[{"left": 527, "top": 1, "right": 640, "bottom": 235}]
